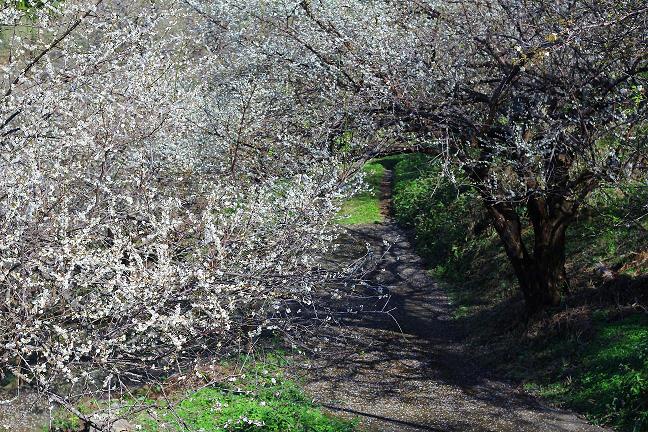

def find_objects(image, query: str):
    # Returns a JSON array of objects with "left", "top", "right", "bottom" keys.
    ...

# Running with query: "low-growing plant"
[
  {"left": 49, "top": 354, "right": 357, "bottom": 432},
  {"left": 337, "top": 161, "right": 385, "bottom": 225},
  {"left": 389, "top": 154, "right": 484, "bottom": 271},
  {"left": 523, "top": 315, "right": 648, "bottom": 431}
]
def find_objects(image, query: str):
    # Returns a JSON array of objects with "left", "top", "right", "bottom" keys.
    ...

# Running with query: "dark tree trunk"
[
  {"left": 487, "top": 200, "right": 570, "bottom": 313},
  {"left": 516, "top": 229, "right": 565, "bottom": 313}
]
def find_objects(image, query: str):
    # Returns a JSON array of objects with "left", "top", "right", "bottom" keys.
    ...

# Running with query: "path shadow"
[
  {"left": 298, "top": 222, "right": 608, "bottom": 432},
  {"left": 293, "top": 166, "right": 610, "bottom": 431}
]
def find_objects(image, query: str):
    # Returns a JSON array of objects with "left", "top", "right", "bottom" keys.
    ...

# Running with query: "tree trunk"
[
  {"left": 487, "top": 202, "right": 567, "bottom": 313},
  {"left": 515, "top": 237, "right": 564, "bottom": 313}
]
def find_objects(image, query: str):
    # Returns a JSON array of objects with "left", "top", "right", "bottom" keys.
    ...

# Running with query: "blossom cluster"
[{"left": 0, "top": 0, "right": 348, "bottom": 402}]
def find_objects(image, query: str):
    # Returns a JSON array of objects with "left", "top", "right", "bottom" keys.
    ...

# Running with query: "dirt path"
[{"left": 299, "top": 170, "right": 609, "bottom": 432}]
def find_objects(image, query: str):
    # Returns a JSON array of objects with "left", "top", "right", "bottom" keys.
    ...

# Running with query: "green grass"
[
  {"left": 391, "top": 154, "right": 481, "bottom": 267},
  {"left": 136, "top": 386, "right": 354, "bottom": 432},
  {"left": 381, "top": 153, "right": 488, "bottom": 277},
  {"left": 50, "top": 354, "right": 357, "bottom": 432},
  {"left": 336, "top": 162, "right": 385, "bottom": 225},
  {"left": 521, "top": 314, "right": 648, "bottom": 431},
  {"left": 566, "top": 185, "right": 648, "bottom": 276}
]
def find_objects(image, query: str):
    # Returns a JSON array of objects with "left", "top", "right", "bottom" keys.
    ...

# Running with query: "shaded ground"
[
  {"left": 0, "top": 391, "right": 49, "bottom": 431},
  {"left": 296, "top": 170, "right": 610, "bottom": 432}
]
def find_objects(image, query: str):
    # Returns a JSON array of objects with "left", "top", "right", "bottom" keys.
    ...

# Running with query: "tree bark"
[{"left": 487, "top": 201, "right": 567, "bottom": 313}]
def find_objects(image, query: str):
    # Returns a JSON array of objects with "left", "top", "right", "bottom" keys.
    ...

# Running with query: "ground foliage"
[
  {"left": 336, "top": 162, "right": 385, "bottom": 225},
  {"left": 48, "top": 352, "right": 357, "bottom": 432}
]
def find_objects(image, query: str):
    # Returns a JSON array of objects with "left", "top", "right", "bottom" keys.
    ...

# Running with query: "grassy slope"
[
  {"left": 336, "top": 162, "right": 385, "bottom": 225},
  {"left": 50, "top": 353, "right": 357, "bottom": 432},
  {"left": 521, "top": 313, "right": 648, "bottom": 429},
  {"left": 376, "top": 153, "right": 648, "bottom": 432}
]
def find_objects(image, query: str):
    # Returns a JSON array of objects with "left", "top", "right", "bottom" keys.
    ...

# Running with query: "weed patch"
[{"left": 521, "top": 314, "right": 648, "bottom": 431}]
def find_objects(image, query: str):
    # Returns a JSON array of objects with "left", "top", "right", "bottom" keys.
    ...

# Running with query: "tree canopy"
[{"left": 0, "top": 0, "right": 646, "bottom": 417}]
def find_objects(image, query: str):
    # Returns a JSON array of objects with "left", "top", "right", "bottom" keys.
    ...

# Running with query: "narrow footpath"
[{"left": 299, "top": 170, "right": 609, "bottom": 432}]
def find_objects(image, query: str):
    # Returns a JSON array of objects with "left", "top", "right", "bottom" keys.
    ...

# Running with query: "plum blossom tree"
[
  {"left": 0, "top": 0, "right": 646, "bottom": 423},
  {"left": 0, "top": 0, "right": 351, "bottom": 415},
  {"left": 196, "top": 0, "right": 648, "bottom": 312}
]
